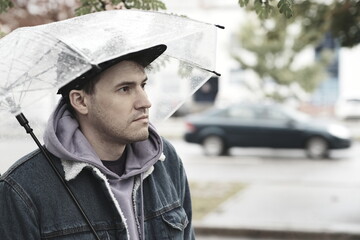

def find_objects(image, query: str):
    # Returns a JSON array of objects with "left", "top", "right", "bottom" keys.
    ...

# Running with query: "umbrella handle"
[{"left": 15, "top": 113, "right": 101, "bottom": 240}]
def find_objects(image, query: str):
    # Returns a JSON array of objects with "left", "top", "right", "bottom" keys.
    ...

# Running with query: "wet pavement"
[{"left": 193, "top": 183, "right": 360, "bottom": 239}]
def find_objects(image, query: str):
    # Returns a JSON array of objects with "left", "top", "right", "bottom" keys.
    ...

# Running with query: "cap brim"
[{"left": 58, "top": 44, "right": 167, "bottom": 95}]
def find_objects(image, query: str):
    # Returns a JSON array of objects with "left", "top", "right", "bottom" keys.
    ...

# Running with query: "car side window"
[
  {"left": 262, "top": 108, "right": 288, "bottom": 121},
  {"left": 227, "top": 106, "right": 256, "bottom": 120}
]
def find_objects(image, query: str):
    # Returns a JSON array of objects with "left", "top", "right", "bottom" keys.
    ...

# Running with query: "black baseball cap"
[{"left": 57, "top": 44, "right": 167, "bottom": 95}]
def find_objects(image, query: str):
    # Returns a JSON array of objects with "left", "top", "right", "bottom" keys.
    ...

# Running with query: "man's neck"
[
  {"left": 79, "top": 125, "right": 126, "bottom": 161},
  {"left": 91, "top": 141, "right": 126, "bottom": 161}
]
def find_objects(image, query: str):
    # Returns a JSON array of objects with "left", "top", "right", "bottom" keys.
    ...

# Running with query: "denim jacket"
[{"left": 0, "top": 138, "right": 195, "bottom": 239}]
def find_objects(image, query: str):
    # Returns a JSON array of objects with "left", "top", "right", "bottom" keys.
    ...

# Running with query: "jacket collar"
[{"left": 61, "top": 153, "right": 166, "bottom": 181}]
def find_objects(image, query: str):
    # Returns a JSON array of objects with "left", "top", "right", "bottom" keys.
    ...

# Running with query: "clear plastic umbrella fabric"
[{"left": 0, "top": 9, "right": 219, "bottom": 125}]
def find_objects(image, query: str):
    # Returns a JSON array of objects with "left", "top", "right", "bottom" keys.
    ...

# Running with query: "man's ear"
[{"left": 69, "top": 90, "right": 88, "bottom": 115}]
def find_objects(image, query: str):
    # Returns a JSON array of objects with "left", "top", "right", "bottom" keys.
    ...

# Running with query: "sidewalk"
[{"left": 193, "top": 183, "right": 360, "bottom": 239}]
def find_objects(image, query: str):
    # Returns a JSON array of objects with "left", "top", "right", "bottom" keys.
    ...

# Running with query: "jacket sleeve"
[
  {"left": 179, "top": 159, "right": 195, "bottom": 240},
  {"left": 0, "top": 180, "right": 40, "bottom": 239},
  {"left": 163, "top": 138, "right": 195, "bottom": 239}
]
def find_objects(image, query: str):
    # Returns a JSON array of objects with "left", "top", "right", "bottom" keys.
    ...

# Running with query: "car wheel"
[
  {"left": 306, "top": 137, "right": 329, "bottom": 159},
  {"left": 202, "top": 135, "right": 226, "bottom": 156}
]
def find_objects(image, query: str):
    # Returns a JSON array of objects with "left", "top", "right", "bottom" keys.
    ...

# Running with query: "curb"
[{"left": 193, "top": 225, "right": 360, "bottom": 240}]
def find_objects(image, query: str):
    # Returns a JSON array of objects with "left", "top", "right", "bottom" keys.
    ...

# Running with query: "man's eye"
[
  {"left": 141, "top": 82, "right": 147, "bottom": 89},
  {"left": 118, "top": 86, "right": 130, "bottom": 92}
]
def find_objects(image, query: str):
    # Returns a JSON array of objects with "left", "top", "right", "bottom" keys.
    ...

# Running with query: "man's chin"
[{"left": 132, "top": 129, "right": 150, "bottom": 142}]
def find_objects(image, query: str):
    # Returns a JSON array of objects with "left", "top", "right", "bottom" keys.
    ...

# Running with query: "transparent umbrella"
[
  {"left": 0, "top": 9, "right": 220, "bottom": 123},
  {"left": 0, "top": 8, "right": 221, "bottom": 170},
  {"left": 0, "top": 9, "right": 221, "bottom": 238}
]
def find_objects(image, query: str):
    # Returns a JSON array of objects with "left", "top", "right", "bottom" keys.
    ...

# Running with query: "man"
[{"left": 0, "top": 45, "right": 195, "bottom": 239}]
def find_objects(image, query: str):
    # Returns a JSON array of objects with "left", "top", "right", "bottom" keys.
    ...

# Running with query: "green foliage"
[
  {"left": 238, "top": 0, "right": 250, "bottom": 8},
  {"left": 124, "top": 0, "right": 166, "bottom": 10},
  {"left": 75, "top": 0, "right": 166, "bottom": 15},
  {"left": 330, "top": 0, "right": 360, "bottom": 48},
  {"left": 75, "top": 0, "right": 106, "bottom": 15},
  {"left": 231, "top": 0, "right": 354, "bottom": 101},
  {"left": 238, "top": 0, "right": 293, "bottom": 19},
  {"left": 239, "top": 0, "right": 360, "bottom": 47},
  {"left": 232, "top": 8, "right": 334, "bottom": 100},
  {"left": 0, "top": 0, "right": 11, "bottom": 39},
  {"left": 254, "top": 0, "right": 275, "bottom": 19},
  {"left": 277, "top": 0, "right": 293, "bottom": 18},
  {"left": 0, "top": 0, "right": 12, "bottom": 14}
]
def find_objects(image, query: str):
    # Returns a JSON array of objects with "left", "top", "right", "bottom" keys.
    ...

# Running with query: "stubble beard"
[{"left": 104, "top": 120, "right": 150, "bottom": 145}]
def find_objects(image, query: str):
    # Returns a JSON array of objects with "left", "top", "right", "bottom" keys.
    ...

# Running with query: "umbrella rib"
[
  {"left": 4, "top": 37, "right": 21, "bottom": 89},
  {"left": 43, "top": 29, "right": 94, "bottom": 64},
  {"left": 4, "top": 37, "right": 86, "bottom": 110},
  {"left": 167, "top": 54, "right": 221, "bottom": 76},
  {"left": 7, "top": 36, "right": 89, "bottom": 107},
  {"left": 7, "top": 40, "right": 61, "bottom": 91},
  {"left": 8, "top": 64, "right": 56, "bottom": 102},
  {"left": 11, "top": 66, "right": 54, "bottom": 104},
  {"left": 16, "top": 87, "right": 56, "bottom": 92}
]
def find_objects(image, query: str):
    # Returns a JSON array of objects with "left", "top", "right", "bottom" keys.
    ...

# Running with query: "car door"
[
  {"left": 254, "top": 106, "right": 304, "bottom": 148},
  {"left": 221, "top": 104, "right": 267, "bottom": 147}
]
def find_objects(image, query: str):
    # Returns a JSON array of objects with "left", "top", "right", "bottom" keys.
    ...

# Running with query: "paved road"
[{"left": 169, "top": 139, "right": 360, "bottom": 185}]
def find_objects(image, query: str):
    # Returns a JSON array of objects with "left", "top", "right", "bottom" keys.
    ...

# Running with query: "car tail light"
[{"left": 185, "top": 122, "right": 196, "bottom": 132}]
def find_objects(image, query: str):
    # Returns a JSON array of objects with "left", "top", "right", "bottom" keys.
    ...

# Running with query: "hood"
[{"left": 43, "top": 98, "right": 163, "bottom": 180}]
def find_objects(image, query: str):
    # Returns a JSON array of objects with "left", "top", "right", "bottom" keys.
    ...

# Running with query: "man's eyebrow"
[
  {"left": 114, "top": 77, "right": 148, "bottom": 88},
  {"left": 142, "top": 77, "right": 148, "bottom": 83}
]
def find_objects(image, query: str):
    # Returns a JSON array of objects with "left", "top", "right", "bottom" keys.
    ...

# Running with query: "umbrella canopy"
[{"left": 0, "top": 9, "right": 220, "bottom": 123}]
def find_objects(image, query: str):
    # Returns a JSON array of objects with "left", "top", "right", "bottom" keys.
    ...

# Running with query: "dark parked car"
[{"left": 184, "top": 102, "right": 352, "bottom": 159}]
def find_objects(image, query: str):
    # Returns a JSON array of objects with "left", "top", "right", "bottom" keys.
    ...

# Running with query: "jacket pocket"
[
  {"left": 145, "top": 206, "right": 189, "bottom": 239},
  {"left": 161, "top": 206, "right": 189, "bottom": 231}
]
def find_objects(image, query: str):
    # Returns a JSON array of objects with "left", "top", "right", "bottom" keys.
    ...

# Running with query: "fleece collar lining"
[{"left": 61, "top": 153, "right": 166, "bottom": 182}]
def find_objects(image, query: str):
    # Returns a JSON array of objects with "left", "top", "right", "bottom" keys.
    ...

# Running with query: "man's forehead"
[
  {"left": 107, "top": 60, "right": 145, "bottom": 74},
  {"left": 97, "top": 60, "right": 147, "bottom": 84}
]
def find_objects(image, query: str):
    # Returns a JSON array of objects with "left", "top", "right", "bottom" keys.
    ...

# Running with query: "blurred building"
[{"left": 312, "top": 33, "right": 339, "bottom": 106}]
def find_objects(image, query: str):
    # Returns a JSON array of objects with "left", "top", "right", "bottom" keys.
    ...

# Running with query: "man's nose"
[{"left": 135, "top": 88, "right": 152, "bottom": 109}]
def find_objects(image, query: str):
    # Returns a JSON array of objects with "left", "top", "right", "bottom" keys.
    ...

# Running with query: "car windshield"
[
  {"left": 204, "top": 104, "right": 310, "bottom": 122},
  {"left": 282, "top": 107, "right": 310, "bottom": 122},
  {"left": 347, "top": 99, "right": 360, "bottom": 103}
]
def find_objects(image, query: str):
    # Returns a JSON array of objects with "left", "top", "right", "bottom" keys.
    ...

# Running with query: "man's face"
[{"left": 84, "top": 60, "right": 152, "bottom": 145}]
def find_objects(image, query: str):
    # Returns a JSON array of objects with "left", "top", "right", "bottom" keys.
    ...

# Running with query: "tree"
[
  {"left": 238, "top": 0, "right": 360, "bottom": 48},
  {"left": 0, "top": 0, "right": 166, "bottom": 35},
  {"left": 232, "top": 1, "right": 338, "bottom": 101},
  {"left": 239, "top": 0, "right": 294, "bottom": 18},
  {"left": 75, "top": 0, "right": 166, "bottom": 15},
  {"left": 0, "top": 1, "right": 77, "bottom": 32},
  {"left": 329, "top": 0, "right": 360, "bottom": 48},
  {"left": 0, "top": 0, "right": 11, "bottom": 13}
]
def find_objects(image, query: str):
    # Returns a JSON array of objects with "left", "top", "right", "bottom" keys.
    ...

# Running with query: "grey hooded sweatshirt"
[{"left": 43, "top": 98, "right": 163, "bottom": 240}]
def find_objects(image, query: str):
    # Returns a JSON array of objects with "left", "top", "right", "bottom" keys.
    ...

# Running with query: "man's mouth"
[{"left": 133, "top": 115, "right": 149, "bottom": 122}]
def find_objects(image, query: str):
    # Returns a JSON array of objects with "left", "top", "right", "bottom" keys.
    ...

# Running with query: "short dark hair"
[{"left": 61, "top": 72, "right": 101, "bottom": 115}]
